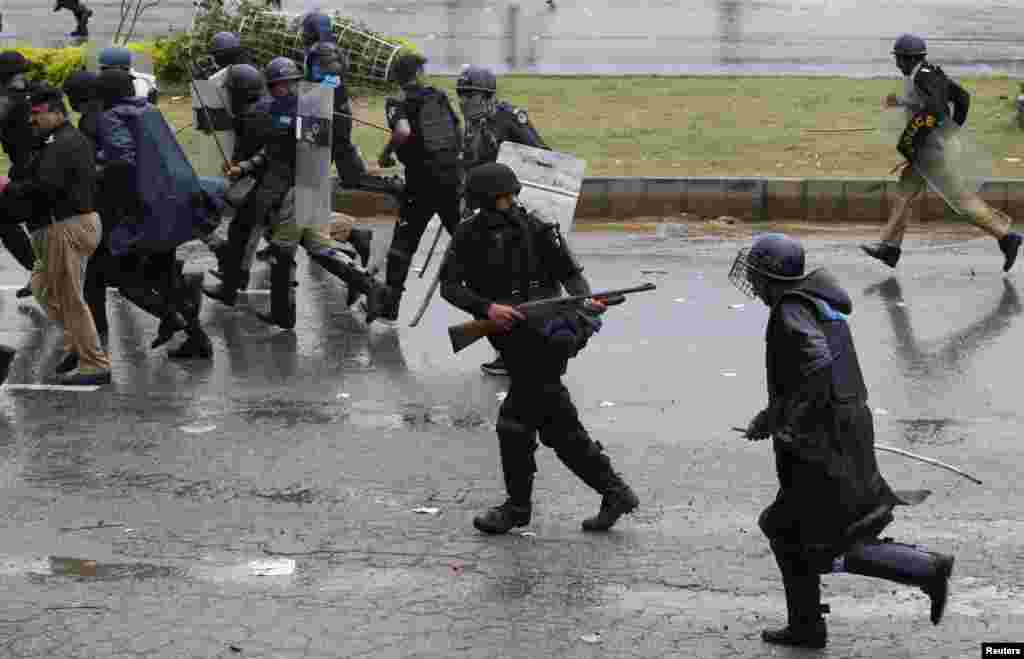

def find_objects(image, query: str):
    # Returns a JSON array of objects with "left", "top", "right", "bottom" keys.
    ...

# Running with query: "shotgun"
[{"left": 448, "top": 283, "right": 656, "bottom": 353}]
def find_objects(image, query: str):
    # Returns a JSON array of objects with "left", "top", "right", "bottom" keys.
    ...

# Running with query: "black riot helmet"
[
  {"left": 729, "top": 233, "right": 808, "bottom": 301},
  {"left": 466, "top": 162, "right": 522, "bottom": 210},
  {"left": 301, "top": 11, "right": 333, "bottom": 48},
  {"left": 265, "top": 57, "right": 302, "bottom": 84},
  {"left": 62, "top": 69, "right": 99, "bottom": 112},
  {"left": 892, "top": 33, "right": 927, "bottom": 57},
  {"left": 892, "top": 33, "right": 927, "bottom": 75},
  {"left": 211, "top": 31, "right": 243, "bottom": 67},
  {"left": 0, "top": 50, "right": 30, "bottom": 84},
  {"left": 456, "top": 65, "right": 497, "bottom": 121},
  {"left": 225, "top": 63, "right": 265, "bottom": 112},
  {"left": 456, "top": 65, "right": 496, "bottom": 96},
  {"left": 390, "top": 52, "right": 426, "bottom": 86},
  {"left": 307, "top": 41, "right": 349, "bottom": 81}
]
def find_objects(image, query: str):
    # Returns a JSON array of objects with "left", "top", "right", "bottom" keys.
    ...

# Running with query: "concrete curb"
[{"left": 333, "top": 176, "right": 1024, "bottom": 223}]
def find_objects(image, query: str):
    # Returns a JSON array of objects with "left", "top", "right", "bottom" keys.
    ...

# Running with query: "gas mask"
[{"left": 459, "top": 91, "right": 495, "bottom": 122}]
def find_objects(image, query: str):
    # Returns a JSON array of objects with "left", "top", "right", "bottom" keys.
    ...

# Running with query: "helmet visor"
[{"left": 728, "top": 248, "right": 760, "bottom": 299}]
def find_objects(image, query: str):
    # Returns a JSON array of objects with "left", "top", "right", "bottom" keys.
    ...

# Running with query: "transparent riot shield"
[
  {"left": 497, "top": 142, "right": 587, "bottom": 238},
  {"left": 294, "top": 81, "right": 334, "bottom": 227},
  {"left": 880, "top": 103, "right": 993, "bottom": 215},
  {"left": 190, "top": 66, "right": 235, "bottom": 176}
]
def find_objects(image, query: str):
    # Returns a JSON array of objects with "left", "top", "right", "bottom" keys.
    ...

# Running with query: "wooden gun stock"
[
  {"left": 447, "top": 283, "right": 656, "bottom": 353},
  {"left": 449, "top": 319, "right": 505, "bottom": 353}
]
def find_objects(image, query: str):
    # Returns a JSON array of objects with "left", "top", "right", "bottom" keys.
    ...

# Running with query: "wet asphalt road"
[{"left": 0, "top": 227, "right": 1022, "bottom": 658}]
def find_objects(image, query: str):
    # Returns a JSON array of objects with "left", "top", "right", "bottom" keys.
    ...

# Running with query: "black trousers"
[
  {"left": 491, "top": 333, "right": 620, "bottom": 504},
  {"left": 0, "top": 222, "right": 35, "bottom": 272},
  {"left": 83, "top": 240, "right": 116, "bottom": 337},
  {"left": 384, "top": 178, "right": 462, "bottom": 294}
]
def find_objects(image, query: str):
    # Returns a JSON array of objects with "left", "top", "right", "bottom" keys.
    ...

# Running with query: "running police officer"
[
  {"left": 377, "top": 53, "right": 463, "bottom": 324},
  {"left": 441, "top": 162, "right": 639, "bottom": 534},
  {"left": 862, "top": 34, "right": 1023, "bottom": 272},
  {"left": 730, "top": 233, "right": 955, "bottom": 649}
]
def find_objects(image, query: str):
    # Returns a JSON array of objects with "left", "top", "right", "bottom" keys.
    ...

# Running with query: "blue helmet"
[
  {"left": 730, "top": 233, "right": 807, "bottom": 298},
  {"left": 892, "top": 33, "right": 927, "bottom": 57},
  {"left": 98, "top": 47, "right": 132, "bottom": 70},
  {"left": 265, "top": 57, "right": 302, "bottom": 84},
  {"left": 211, "top": 31, "right": 241, "bottom": 54},
  {"left": 456, "top": 65, "right": 497, "bottom": 96},
  {"left": 301, "top": 11, "right": 333, "bottom": 47}
]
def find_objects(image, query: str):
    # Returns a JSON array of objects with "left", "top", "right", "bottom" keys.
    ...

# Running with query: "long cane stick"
[
  {"left": 409, "top": 244, "right": 451, "bottom": 327},
  {"left": 730, "top": 427, "right": 982, "bottom": 484},
  {"left": 334, "top": 110, "right": 392, "bottom": 133},
  {"left": 418, "top": 220, "right": 445, "bottom": 279}
]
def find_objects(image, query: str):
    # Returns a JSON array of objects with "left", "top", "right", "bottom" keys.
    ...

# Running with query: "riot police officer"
[
  {"left": 0, "top": 51, "right": 40, "bottom": 298},
  {"left": 458, "top": 64, "right": 550, "bottom": 376},
  {"left": 730, "top": 233, "right": 955, "bottom": 648},
  {"left": 377, "top": 53, "right": 463, "bottom": 324},
  {"left": 97, "top": 47, "right": 159, "bottom": 104},
  {"left": 441, "top": 163, "right": 639, "bottom": 534},
  {"left": 457, "top": 64, "right": 549, "bottom": 171},
  {"left": 210, "top": 31, "right": 253, "bottom": 70},
  {"left": 862, "top": 34, "right": 1022, "bottom": 272},
  {"left": 300, "top": 12, "right": 385, "bottom": 251},
  {"left": 207, "top": 57, "right": 388, "bottom": 327}
]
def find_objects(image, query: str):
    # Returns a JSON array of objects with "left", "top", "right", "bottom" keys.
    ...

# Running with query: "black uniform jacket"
[
  {"left": 763, "top": 269, "right": 927, "bottom": 551},
  {"left": 2, "top": 122, "right": 96, "bottom": 232},
  {"left": 463, "top": 101, "right": 549, "bottom": 169},
  {"left": 898, "top": 62, "right": 970, "bottom": 162}
]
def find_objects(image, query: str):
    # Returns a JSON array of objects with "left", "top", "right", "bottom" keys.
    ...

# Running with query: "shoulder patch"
[{"left": 516, "top": 109, "right": 528, "bottom": 124}]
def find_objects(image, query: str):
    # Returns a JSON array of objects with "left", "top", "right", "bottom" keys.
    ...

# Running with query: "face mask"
[{"left": 459, "top": 93, "right": 494, "bottom": 121}]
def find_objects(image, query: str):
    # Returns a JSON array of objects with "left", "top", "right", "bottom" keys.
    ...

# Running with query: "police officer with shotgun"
[
  {"left": 730, "top": 233, "right": 956, "bottom": 649},
  {"left": 441, "top": 163, "right": 650, "bottom": 534}
]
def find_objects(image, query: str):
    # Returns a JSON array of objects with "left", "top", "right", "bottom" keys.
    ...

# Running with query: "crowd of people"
[{"left": 0, "top": 26, "right": 986, "bottom": 649}]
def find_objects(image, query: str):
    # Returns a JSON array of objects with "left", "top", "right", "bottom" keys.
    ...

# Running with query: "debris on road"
[
  {"left": 248, "top": 558, "right": 295, "bottom": 577},
  {"left": 580, "top": 632, "right": 603, "bottom": 644},
  {"left": 599, "top": 400, "right": 616, "bottom": 408},
  {"left": 729, "top": 303, "right": 745, "bottom": 310},
  {"left": 412, "top": 507, "right": 441, "bottom": 515},
  {"left": 181, "top": 424, "right": 217, "bottom": 434}
]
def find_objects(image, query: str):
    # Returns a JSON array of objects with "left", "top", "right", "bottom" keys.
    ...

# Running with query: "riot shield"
[
  {"left": 880, "top": 104, "right": 994, "bottom": 214},
  {"left": 294, "top": 81, "right": 334, "bottom": 227},
  {"left": 497, "top": 142, "right": 586, "bottom": 237},
  {"left": 190, "top": 66, "right": 235, "bottom": 174}
]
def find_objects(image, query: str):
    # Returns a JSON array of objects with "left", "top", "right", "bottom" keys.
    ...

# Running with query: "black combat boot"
[
  {"left": 581, "top": 482, "right": 640, "bottom": 532},
  {"left": 998, "top": 232, "right": 1022, "bottom": 272},
  {"left": 310, "top": 252, "right": 386, "bottom": 324},
  {"left": 118, "top": 285, "right": 188, "bottom": 348},
  {"left": 762, "top": 567, "right": 828, "bottom": 649},
  {"left": 169, "top": 271, "right": 213, "bottom": 360},
  {"left": 0, "top": 345, "right": 15, "bottom": 385},
  {"left": 255, "top": 246, "right": 297, "bottom": 330},
  {"left": 349, "top": 227, "right": 373, "bottom": 268},
  {"left": 554, "top": 436, "right": 639, "bottom": 531},
  {"left": 861, "top": 242, "right": 902, "bottom": 268},
  {"left": 843, "top": 539, "right": 955, "bottom": 625},
  {"left": 473, "top": 500, "right": 532, "bottom": 534},
  {"left": 168, "top": 330, "right": 214, "bottom": 360}
]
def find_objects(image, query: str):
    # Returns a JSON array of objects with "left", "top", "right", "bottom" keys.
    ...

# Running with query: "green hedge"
[{"left": 11, "top": 42, "right": 161, "bottom": 87}]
